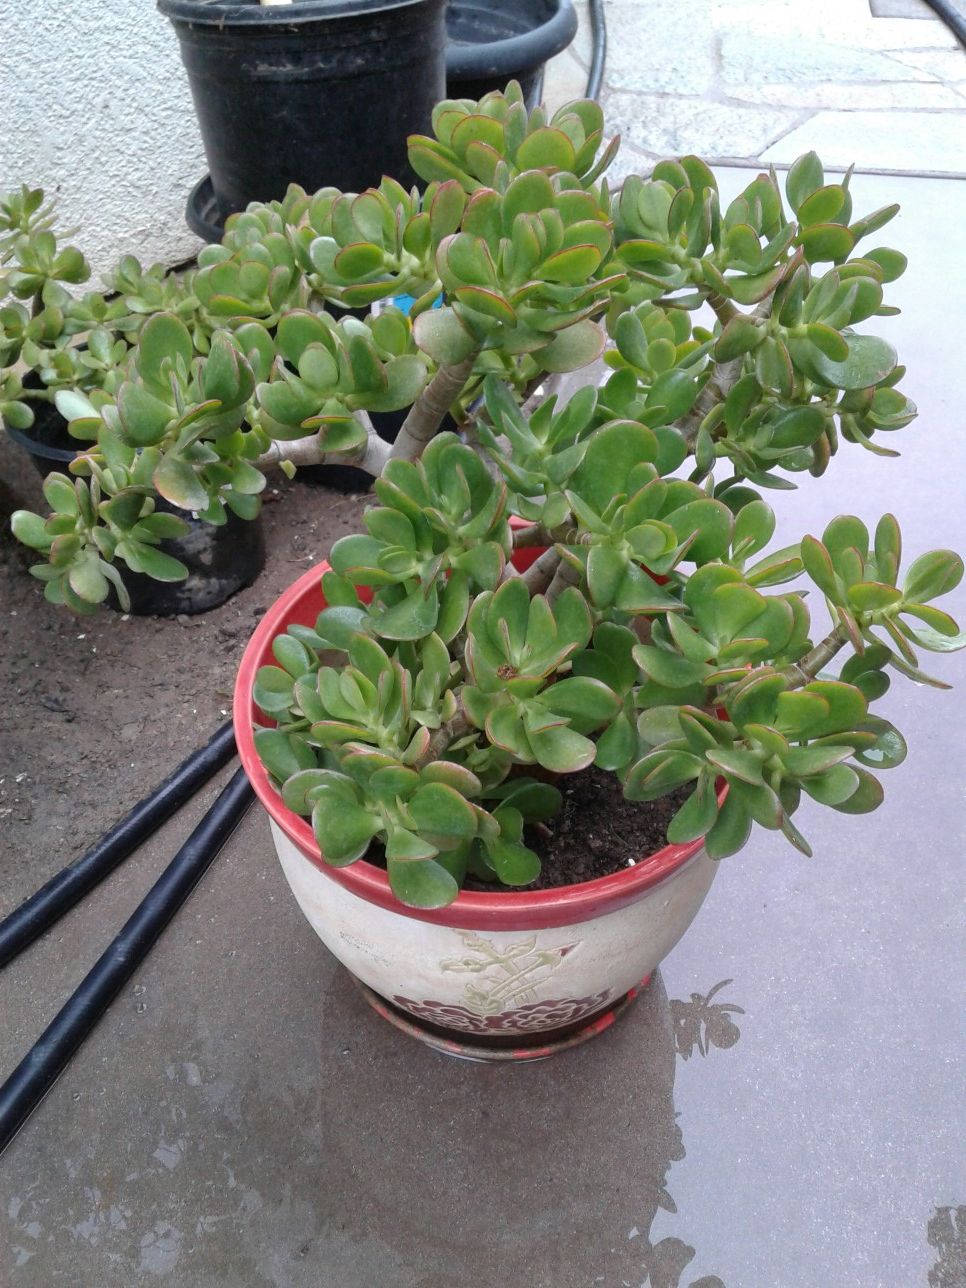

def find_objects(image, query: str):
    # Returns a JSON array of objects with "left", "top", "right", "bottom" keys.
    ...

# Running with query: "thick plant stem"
[
  {"left": 681, "top": 355, "right": 743, "bottom": 449},
  {"left": 546, "top": 552, "right": 583, "bottom": 604},
  {"left": 681, "top": 289, "right": 782, "bottom": 449},
  {"left": 256, "top": 414, "right": 389, "bottom": 477},
  {"left": 413, "top": 710, "right": 473, "bottom": 769},
  {"left": 780, "top": 628, "right": 849, "bottom": 688},
  {"left": 390, "top": 357, "right": 477, "bottom": 463},
  {"left": 708, "top": 294, "right": 737, "bottom": 326},
  {"left": 516, "top": 547, "right": 561, "bottom": 593},
  {"left": 511, "top": 523, "right": 545, "bottom": 548}
]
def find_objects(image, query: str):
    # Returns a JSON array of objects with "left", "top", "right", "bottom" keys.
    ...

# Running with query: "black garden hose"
[
  {"left": 586, "top": 0, "right": 607, "bottom": 100},
  {"left": 920, "top": 0, "right": 966, "bottom": 47},
  {"left": 0, "top": 721, "right": 237, "bottom": 968},
  {"left": 0, "top": 766, "right": 253, "bottom": 1156}
]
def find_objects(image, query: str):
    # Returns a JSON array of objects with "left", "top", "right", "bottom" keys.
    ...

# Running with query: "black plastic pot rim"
[
  {"left": 157, "top": 0, "right": 428, "bottom": 26},
  {"left": 446, "top": 0, "right": 577, "bottom": 79},
  {"left": 4, "top": 421, "right": 77, "bottom": 465}
]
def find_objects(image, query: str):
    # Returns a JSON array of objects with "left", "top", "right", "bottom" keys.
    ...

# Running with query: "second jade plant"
[{"left": 12, "top": 85, "right": 964, "bottom": 904}]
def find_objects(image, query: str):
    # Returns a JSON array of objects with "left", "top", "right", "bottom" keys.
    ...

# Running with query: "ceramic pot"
[{"left": 234, "top": 554, "right": 722, "bottom": 1057}]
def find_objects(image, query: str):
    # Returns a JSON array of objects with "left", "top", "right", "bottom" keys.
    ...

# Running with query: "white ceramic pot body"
[
  {"left": 235, "top": 559, "right": 721, "bottom": 1047},
  {"left": 269, "top": 818, "right": 717, "bottom": 1039}
]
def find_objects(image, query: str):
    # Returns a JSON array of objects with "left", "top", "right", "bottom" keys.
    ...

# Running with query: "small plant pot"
[
  {"left": 234, "top": 556, "right": 723, "bottom": 1060},
  {"left": 158, "top": 0, "right": 447, "bottom": 231},
  {"left": 185, "top": 175, "right": 226, "bottom": 246},
  {"left": 118, "top": 503, "right": 266, "bottom": 617},
  {"left": 181, "top": 0, "right": 578, "bottom": 244},
  {"left": 446, "top": 0, "right": 578, "bottom": 111},
  {"left": 5, "top": 398, "right": 79, "bottom": 480},
  {"left": 5, "top": 397, "right": 265, "bottom": 615}
]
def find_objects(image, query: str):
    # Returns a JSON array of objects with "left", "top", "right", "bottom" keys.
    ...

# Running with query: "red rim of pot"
[{"left": 234, "top": 556, "right": 721, "bottom": 930}]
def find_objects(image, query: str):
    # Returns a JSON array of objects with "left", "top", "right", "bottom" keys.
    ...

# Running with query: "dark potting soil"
[
  {"left": 368, "top": 768, "right": 692, "bottom": 891},
  {"left": 515, "top": 767, "right": 692, "bottom": 891}
]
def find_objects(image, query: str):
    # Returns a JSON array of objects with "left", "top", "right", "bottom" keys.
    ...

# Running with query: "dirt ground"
[{"left": 0, "top": 432, "right": 367, "bottom": 915}]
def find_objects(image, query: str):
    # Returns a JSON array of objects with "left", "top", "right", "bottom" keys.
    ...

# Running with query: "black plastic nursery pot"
[
  {"left": 446, "top": 0, "right": 578, "bottom": 111},
  {"left": 158, "top": 0, "right": 447, "bottom": 234},
  {"left": 118, "top": 501, "right": 266, "bottom": 617},
  {"left": 6, "top": 401, "right": 265, "bottom": 615},
  {"left": 5, "top": 398, "right": 78, "bottom": 480}
]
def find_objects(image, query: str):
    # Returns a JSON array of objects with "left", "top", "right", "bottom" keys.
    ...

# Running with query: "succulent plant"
[
  {"left": 11, "top": 314, "right": 269, "bottom": 609},
  {"left": 0, "top": 185, "right": 301, "bottom": 447},
  {"left": 0, "top": 186, "right": 138, "bottom": 428},
  {"left": 213, "top": 85, "right": 965, "bottom": 909},
  {"left": 10, "top": 461, "right": 193, "bottom": 615},
  {"left": 8, "top": 86, "right": 964, "bottom": 897}
]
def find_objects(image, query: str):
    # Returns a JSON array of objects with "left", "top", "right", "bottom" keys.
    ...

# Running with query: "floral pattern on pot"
[
  {"left": 393, "top": 989, "right": 613, "bottom": 1035},
  {"left": 389, "top": 930, "right": 613, "bottom": 1033}
]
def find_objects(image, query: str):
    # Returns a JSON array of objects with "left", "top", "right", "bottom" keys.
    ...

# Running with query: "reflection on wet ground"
[
  {"left": 928, "top": 1207, "right": 966, "bottom": 1288},
  {"left": 671, "top": 981, "right": 744, "bottom": 1063},
  {"left": 315, "top": 968, "right": 740, "bottom": 1287},
  {"left": 636, "top": 981, "right": 742, "bottom": 1288}
]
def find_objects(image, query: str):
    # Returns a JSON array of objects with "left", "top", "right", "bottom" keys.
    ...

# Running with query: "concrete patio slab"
[
  {"left": 600, "top": 91, "right": 804, "bottom": 163},
  {"left": 1, "top": 167, "right": 963, "bottom": 1287},
  {"left": 544, "top": 0, "right": 966, "bottom": 175},
  {"left": 761, "top": 106, "right": 966, "bottom": 172}
]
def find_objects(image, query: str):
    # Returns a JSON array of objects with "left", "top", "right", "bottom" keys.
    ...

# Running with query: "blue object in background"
[{"left": 390, "top": 293, "right": 443, "bottom": 316}]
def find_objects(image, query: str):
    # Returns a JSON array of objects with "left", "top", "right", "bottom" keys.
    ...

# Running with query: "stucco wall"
[{"left": 1, "top": 1, "right": 206, "bottom": 284}]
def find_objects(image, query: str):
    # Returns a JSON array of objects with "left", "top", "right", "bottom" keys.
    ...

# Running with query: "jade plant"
[
  {"left": 0, "top": 183, "right": 304, "bottom": 429},
  {"left": 2, "top": 187, "right": 312, "bottom": 611},
  {"left": 11, "top": 85, "right": 965, "bottom": 901},
  {"left": 0, "top": 185, "right": 132, "bottom": 430}
]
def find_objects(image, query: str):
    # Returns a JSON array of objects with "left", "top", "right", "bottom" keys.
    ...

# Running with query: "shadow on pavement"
[{"left": 316, "top": 967, "right": 737, "bottom": 1287}]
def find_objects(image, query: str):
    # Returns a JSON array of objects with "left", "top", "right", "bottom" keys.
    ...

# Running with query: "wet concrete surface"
[{"left": 0, "top": 171, "right": 964, "bottom": 1286}]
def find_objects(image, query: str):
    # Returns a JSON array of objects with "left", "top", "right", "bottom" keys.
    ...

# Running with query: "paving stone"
[
  {"left": 570, "top": 0, "right": 593, "bottom": 68},
  {"left": 761, "top": 108, "right": 966, "bottom": 173},
  {"left": 600, "top": 138, "right": 663, "bottom": 183},
  {"left": 719, "top": 26, "right": 936, "bottom": 87},
  {"left": 886, "top": 48, "right": 966, "bottom": 83},
  {"left": 542, "top": 48, "right": 591, "bottom": 115},
  {"left": 712, "top": 0, "right": 960, "bottom": 51},
  {"left": 603, "top": 89, "right": 803, "bottom": 161},
  {"left": 859, "top": 15, "right": 962, "bottom": 50},
  {"left": 727, "top": 79, "right": 965, "bottom": 109},
  {"left": 601, "top": 2, "right": 718, "bottom": 96}
]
